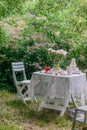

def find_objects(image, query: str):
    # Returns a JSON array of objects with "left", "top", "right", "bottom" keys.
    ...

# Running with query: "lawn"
[
  {"left": 0, "top": 90, "right": 73, "bottom": 130},
  {"left": 0, "top": 90, "right": 85, "bottom": 130}
]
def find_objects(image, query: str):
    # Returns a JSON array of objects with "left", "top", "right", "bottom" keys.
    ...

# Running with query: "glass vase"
[{"left": 53, "top": 60, "right": 59, "bottom": 72}]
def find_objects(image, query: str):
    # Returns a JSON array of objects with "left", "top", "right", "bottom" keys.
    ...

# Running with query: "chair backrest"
[
  {"left": 12, "top": 62, "right": 27, "bottom": 84},
  {"left": 71, "top": 94, "right": 77, "bottom": 108}
]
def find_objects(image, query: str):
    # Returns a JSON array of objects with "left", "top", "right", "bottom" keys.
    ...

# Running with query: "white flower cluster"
[{"left": 48, "top": 48, "right": 67, "bottom": 56}]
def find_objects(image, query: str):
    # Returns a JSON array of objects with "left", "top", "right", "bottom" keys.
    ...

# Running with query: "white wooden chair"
[
  {"left": 71, "top": 94, "right": 87, "bottom": 130},
  {"left": 12, "top": 62, "right": 31, "bottom": 105}
]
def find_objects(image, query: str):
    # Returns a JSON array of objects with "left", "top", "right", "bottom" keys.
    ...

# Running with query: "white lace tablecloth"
[{"left": 30, "top": 72, "right": 87, "bottom": 115}]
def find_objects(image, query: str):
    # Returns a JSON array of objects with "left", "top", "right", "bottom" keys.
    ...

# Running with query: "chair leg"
[
  {"left": 71, "top": 109, "right": 78, "bottom": 130},
  {"left": 22, "top": 99, "right": 27, "bottom": 106},
  {"left": 13, "top": 93, "right": 19, "bottom": 100},
  {"left": 17, "top": 85, "right": 27, "bottom": 105},
  {"left": 13, "top": 92, "right": 27, "bottom": 105}
]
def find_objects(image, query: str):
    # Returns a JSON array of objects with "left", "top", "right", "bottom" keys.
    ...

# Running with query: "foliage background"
[{"left": 0, "top": 0, "right": 87, "bottom": 91}]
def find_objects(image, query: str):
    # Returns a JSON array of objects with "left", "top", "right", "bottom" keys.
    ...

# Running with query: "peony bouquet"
[
  {"left": 48, "top": 48, "right": 67, "bottom": 61},
  {"left": 48, "top": 48, "right": 67, "bottom": 71}
]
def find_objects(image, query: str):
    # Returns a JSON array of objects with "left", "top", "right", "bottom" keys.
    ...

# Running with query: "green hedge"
[
  {"left": 0, "top": 0, "right": 87, "bottom": 92},
  {"left": 0, "top": 39, "right": 86, "bottom": 92},
  {"left": 0, "top": 0, "right": 26, "bottom": 19},
  {"left": 0, "top": 40, "right": 52, "bottom": 92}
]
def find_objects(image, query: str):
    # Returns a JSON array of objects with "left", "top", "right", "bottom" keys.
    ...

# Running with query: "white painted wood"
[
  {"left": 71, "top": 95, "right": 87, "bottom": 130},
  {"left": 12, "top": 62, "right": 31, "bottom": 105},
  {"left": 30, "top": 71, "right": 86, "bottom": 116}
]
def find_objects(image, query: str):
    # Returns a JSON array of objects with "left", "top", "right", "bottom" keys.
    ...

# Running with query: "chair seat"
[
  {"left": 77, "top": 106, "right": 87, "bottom": 111},
  {"left": 71, "top": 94, "right": 87, "bottom": 130},
  {"left": 68, "top": 108, "right": 85, "bottom": 121},
  {"left": 17, "top": 80, "right": 30, "bottom": 85},
  {"left": 76, "top": 113, "right": 85, "bottom": 122}
]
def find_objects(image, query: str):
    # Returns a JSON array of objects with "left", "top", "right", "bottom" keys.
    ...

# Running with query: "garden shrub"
[
  {"left": 0, "top": 0, "right": 87, "bottom": 92},
  {"left": 0, "top": 0, "right": 26, "bottom": 19},
  {"left": 34, "top": 0, "right": 87, "bottom": 44},
  {"left": 0, "top": 39, "right": 86, "bottom": 92},
  {"left": 0, "top": 40, "right": 52, "bottom": 92},
  {"left": 60, "top": 43, "right": 87, "bottom": 71}
]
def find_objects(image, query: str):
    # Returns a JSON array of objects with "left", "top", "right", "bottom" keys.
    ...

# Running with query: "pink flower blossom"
[
  {"left": 16, "top": 20, "right": 25, "bottom": 25},
  {"left": 38, "top": 33, "right": 44, "bottom": 41},
  {"left": 27, "top": 13, "right": 36, "bottom": 18},
  {"left": 26, "top": 37, "right": 30, "bottom": 41},
  {"left": 36, "top": 16, "right": 47, "bottom": 21},
  {"left": 32, "top": 35, "right": 37, "bottom": 41},
  {"left": 55, "top": 31, "right": 60, "bottom": 36}
]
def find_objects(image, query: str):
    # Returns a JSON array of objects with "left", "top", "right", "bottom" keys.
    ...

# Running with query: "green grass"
[
  {"left": 0, "top": 90, "right": 84, "bottom": 130},
  {"left": 0, "top": 90, "right": 72, "bottom": 130}
]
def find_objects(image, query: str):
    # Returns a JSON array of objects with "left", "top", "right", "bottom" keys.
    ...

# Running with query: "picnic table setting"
[
  {"left": 41, "top": 58, "right": 81, "bottom": 76},
  {"left": 41, "top": 48, "right": 82, "bottom": 75},
  {"left": 11, "top": 48, "right": 87, "bottom": 130},
  {"left": 1, "top": 1, "right": 87, "bottom": 129},
  {"left": 29, "top": 49, "right": 87, "bottom": 117}
]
